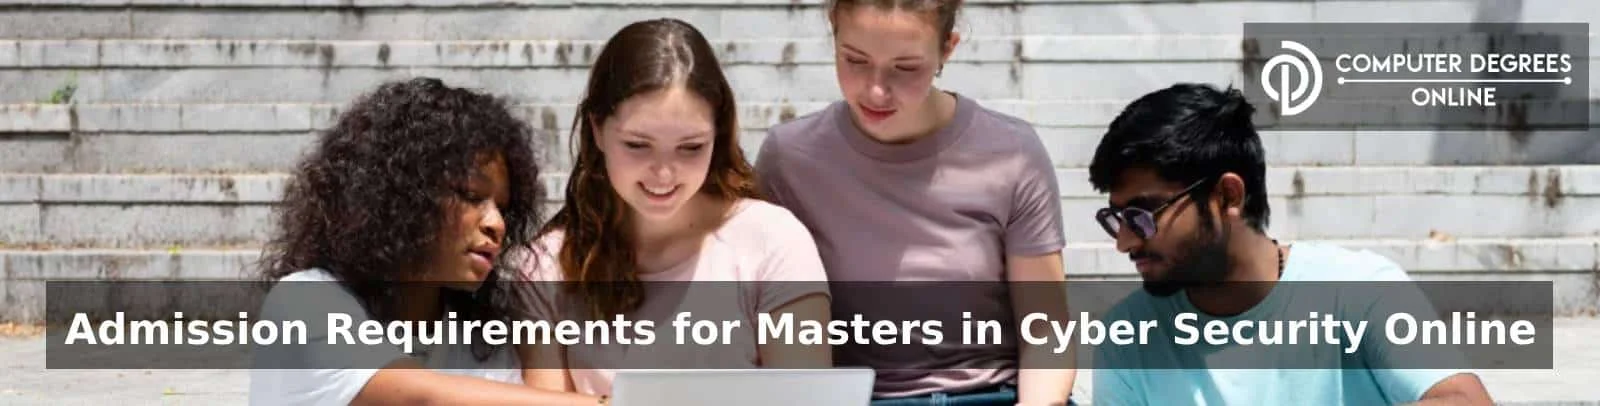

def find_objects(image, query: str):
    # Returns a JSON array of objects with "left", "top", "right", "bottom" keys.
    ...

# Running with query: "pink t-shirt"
[{"left": 519, "top": 198, "right": 831, "bottom": 396}]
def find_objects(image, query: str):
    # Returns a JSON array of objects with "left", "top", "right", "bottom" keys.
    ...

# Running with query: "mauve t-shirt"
[{"left": 755, "top": 93, "right": 1066, "bottom": 397}]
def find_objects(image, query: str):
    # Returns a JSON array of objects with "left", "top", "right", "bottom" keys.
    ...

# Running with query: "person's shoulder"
[
  {"left": 259, "top": 268, "right": 368, "bottom": 320},
  {"left": 957, "top": 96, "right": 1050, "bottom": 160},
  {"left": 968, "top": 98, "right": 1040, "bottom": 140},
  {"left": 518, "top": 229, "right": 568, "bottom": 282},
  {"left": 964, "top": 96, "right": 1040, "bottom": 142},
  {"left": 529, "top": 228, "right": 566, "bottom": 257},
  {"left": 765, "top": 101, "right": 844, "bottom": 149},
  {"left": 276, "top": 267, "right": 339, "bottom": 283},
  {"left": 713, "top": 198, "right": 827, "bottom": 282},
  {"left": 265, "top": 268, "right": 350, "bottom": 298},
  {"left": 722, "top": 198, "right": 811, "bottom": 235},
  {"left": 1094, "top": 289, "right": 1165, "bottom": 364},
  {"left": 715, "top": 198, "right": 815, "bottom": 248},
  {"left": 1102, "top": 287, "right": 1165, "bottom": 323},
  {"left": 1289, "top": 241, "right": 1412, "bottom": 282}
]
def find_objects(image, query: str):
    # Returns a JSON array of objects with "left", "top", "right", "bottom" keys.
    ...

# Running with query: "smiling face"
[
  {"left": 594, "top": 85, "right": 716, "bottom": 223},
  {"left": 418, "top": 152, "right": 511, "bottom": 290},
  {"left": 1106, "top": 168, "right": 1232, "bottom": 296},
  {"left": 831, "top": 6, "right": 955, "bottom": 140}
]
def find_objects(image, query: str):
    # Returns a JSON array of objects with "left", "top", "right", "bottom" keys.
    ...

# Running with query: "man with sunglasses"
[{"left": 1084, "top": 83, "right": 1492, "bottom": 406}]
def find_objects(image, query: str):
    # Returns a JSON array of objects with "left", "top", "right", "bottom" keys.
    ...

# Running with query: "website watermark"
[{"left": 1244, "top": 23, "right": 1589, "bottom": 130}]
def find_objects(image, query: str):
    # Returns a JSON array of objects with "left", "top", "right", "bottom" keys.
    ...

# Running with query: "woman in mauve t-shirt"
[
  {"left": 755, "top": 0, "right": 1078, "bottom": 404},
  {"left": 517, "top": 18, "right": 834, "bottom": 399}
]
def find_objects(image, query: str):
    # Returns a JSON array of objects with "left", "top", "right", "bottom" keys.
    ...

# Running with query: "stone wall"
[{"left": 1, "top": 0, "right": 1597, "bottom": 321}]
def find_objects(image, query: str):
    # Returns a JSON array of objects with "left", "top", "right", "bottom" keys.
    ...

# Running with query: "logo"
[{"left": 1260, "top": 40, "right": 1323, "bottom": 116}]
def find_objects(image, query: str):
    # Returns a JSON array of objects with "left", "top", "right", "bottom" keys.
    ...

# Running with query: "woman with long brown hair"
[{"left": 518, "top": 18, "right": 833, "bottom": 397}]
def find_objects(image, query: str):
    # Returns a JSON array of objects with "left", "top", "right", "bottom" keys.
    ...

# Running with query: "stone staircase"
[{"left": 2, "top": 0, "right": 1599, "bottom": 322}]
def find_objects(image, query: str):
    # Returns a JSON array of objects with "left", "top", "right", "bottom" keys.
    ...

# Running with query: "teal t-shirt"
[{"left": 1091, "top": 242, "right": 1466, "bottom": 406}]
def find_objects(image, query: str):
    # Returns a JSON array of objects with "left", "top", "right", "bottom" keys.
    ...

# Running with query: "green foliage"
[{"left": 46, "top": 74, "right": 78, "bottom": 104}]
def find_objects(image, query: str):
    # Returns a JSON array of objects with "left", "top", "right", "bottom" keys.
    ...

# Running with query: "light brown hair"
[
  {"left": 540, "top": 18, "right": 760, "bottom": 319},
  {"left": 827, "top": 0, "right": 965, "bottom": 54}
]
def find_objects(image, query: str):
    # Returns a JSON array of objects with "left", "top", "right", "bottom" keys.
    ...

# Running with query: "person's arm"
[
  {"left": 1003, "top": 127, "right": 1076, "bottom": 405},
  {"left": 355, "top": 358, "right": 601, "bottom": 406},
  {"left": 513, "top": 240, "right": 582, "bottom": 392},
  {"left": 519, "top": 342, "right": 575, "bottom": 391},
  {"left": 1007, "top": 252, "right": 1076, "bottom": 406},
  {"left": 1358, "top": 258, "right": 1492, "bottom": 406},
  {"left": 1090, "top": 365, "right": 1140, "bottom": 406},
  {"left": 1407, "top": 373, "right": 1492, "bottom": 406},
  {"left": 1086, "top": 299, "right": 1143, "bottom": 406},
  {"left": 753, "top": 130, "right": 792, "bottom": 206},
  {"left": 752, "top": 204, "right": 833, "bottom": 368},
  {"left": 757, "top": 293, "right": 834, "bottom": 368}
]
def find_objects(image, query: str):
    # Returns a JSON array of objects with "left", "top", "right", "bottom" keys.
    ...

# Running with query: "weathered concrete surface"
[
  {"left": 1, "top": 129, "right": 1596, "bottom": 174},
  {"left": 0, "top": 1, "right": 1594, "bottom": 400},
  {"left": 0, "top": 105, "right": 71, "bottom": 132},
  {"left": 25, "top": 204, "right": 277, "bottom": 248},
  {"left": 3, "top": 0, "right": 1595, "bottom": 39},
  {"left": 0, "top": 167, "right": 1594, "bottom": 247},
  {"left": 0, "top": 133, "right": 318, "bottom": 174},
  {"left": 16, "top": 37, "right": 1589, "bottom": 68},
  {"left": 0, "top": 334, "right": 249, "bottom": 405},
  {"left": 1, "top": 318, "right": 1597, "bottom": 405},
  {"left": 2, "top": 166, "right": 1596, "bottom": 203},
  {"left": 6, "top": 101, "right": 1600, "bottom": 138},
  {"left": 9, "top": 63, "right": 1596, "bottom": 105},
  {"left": 4, "top": 240, "right": 1596, "bottom": 322}
]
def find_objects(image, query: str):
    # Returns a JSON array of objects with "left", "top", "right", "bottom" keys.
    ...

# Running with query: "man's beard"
[{"left": 1142, "top": 221, "right": 1232, "bottom": 297}]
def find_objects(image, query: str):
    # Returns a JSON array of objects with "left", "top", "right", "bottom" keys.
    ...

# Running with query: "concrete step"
[
  {"left": 0, "top": 63, "right": 1177, "bottom": 103},
  {"left": 3, "top": 128, "right": 1596, "bottom": 174},
  {"left": 0, "top": 37, "right": 1216, "bottom": 68},
  {"left": 6, "top": 100, "right": 1600, "bottom": 133},
  {"left": 5, "top": 129, "right": 1599, "bottom": 173},
  {"left": 2, "top": 102, "right": 1597, "bottom": 173},
  {"left": 2, "top": 239, "right": 1594, "bottom": 278},
  {"left": 1, "top": 0, "right": 1593, "bottom": 39},
  {"left": 3, "top": 237, "right": 1596, "bottom": 321},
  {"left": 3, "top": 166, "right": 1594, "bottom": 204},
  {"left": 0, "top": 239, "right": 1579, "bottom": 278},
  {"left": 1, "top": 167, "right": 1596, "bottom": 247},
  {"left": 6, "top": 61, "right": 1600, "bottom": 105},
  {"left": 7, "top": 102, "right": 1600, "bottom": 136},
  {"left": 6, "top": 37, "right": 1596, "bottom": 69}
]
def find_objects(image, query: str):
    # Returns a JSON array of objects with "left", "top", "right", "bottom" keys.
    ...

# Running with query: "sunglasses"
[{"left": 1095, "top": 178, "right": 1209, "bottom": 240}]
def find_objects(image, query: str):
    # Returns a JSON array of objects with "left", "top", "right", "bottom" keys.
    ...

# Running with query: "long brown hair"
[
  {"left": 540, "top": 18, "right": 760, "bottom": 319},
  {"left": 827, "top": 0, "right": 964, "bottom": 56}
]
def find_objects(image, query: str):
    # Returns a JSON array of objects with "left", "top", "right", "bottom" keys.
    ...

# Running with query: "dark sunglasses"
[{"left": 1095, "top": 178, "right": 1209, "bottom": 240}]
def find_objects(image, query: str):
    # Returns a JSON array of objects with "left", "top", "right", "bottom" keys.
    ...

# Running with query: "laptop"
[{"left": 609, "top": 369, "right": 875, "bottom": 406}]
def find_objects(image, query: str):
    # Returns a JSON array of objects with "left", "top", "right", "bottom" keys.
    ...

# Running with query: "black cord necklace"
[{"left": 1273, "top": 239, "right": 1285, "bottom": 278}]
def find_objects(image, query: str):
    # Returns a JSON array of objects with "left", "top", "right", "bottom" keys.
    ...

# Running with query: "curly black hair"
[{"left": 258, "top": 76, "right": 545, "bottom": 360}]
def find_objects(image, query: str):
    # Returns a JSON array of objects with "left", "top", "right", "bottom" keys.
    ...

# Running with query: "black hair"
[
  {"left": 1088, "top": 83, "right": 1270, "bottom": 233},
  {"left": 259, "top": 76, "right": 545, "bottom": 361}
]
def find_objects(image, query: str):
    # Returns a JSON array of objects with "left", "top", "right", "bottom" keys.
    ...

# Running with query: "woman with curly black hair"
[{"left": 249, "top": 77, "right": 600, "bottom": 405}]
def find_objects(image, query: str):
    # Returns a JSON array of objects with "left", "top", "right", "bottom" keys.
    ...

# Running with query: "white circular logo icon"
[{"left": 1260, "top": 40, "right": 1323, "bottom": 116}]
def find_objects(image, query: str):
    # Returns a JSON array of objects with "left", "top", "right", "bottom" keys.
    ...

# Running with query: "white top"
[{"left": 248, "top": 268, "right": 522, "bottom": 405}]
